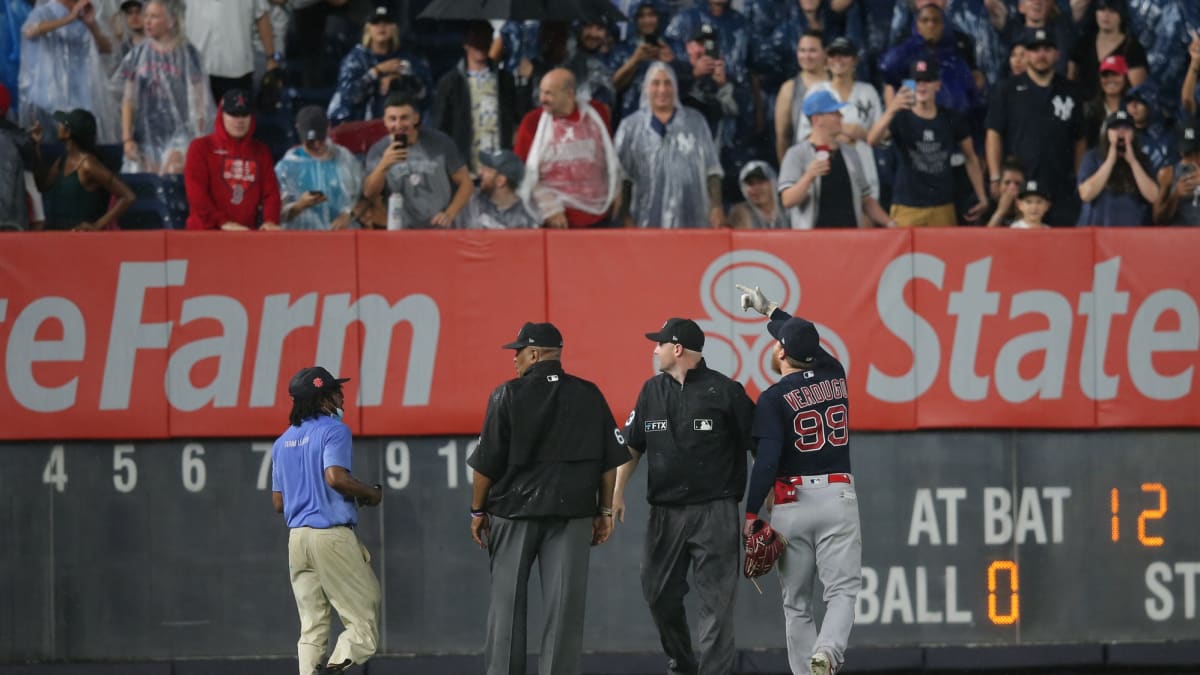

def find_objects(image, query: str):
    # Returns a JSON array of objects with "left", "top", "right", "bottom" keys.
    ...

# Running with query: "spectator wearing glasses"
[
  {"left": 274, "top": 106, "right": 363, "bottom": 231},
  {"left": 1076, "top": 109, "right": 1158, "bottom": 226},
  {"left": 1153, "top": 121, "right": 1200, "bottom": 226}
]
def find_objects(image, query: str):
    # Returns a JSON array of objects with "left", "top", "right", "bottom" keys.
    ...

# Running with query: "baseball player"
[
  {"left": 614, "top": 317, "right": 756, "bottom": 675},
  {"left": 736, "top": 285, "right": 862, "bottom": 675}
]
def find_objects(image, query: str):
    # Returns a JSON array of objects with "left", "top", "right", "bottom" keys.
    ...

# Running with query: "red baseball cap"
[{"left": 1100, "top": 55, "right": 1128, "bottom": 76}]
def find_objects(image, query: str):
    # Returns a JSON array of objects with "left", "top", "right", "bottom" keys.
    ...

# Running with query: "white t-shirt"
[
  {"left": 1010, "top": 218, "right": 1047, "bottom": 229},
  {"left": 185, "top": 0, "right": 269, "bottom": 78}
]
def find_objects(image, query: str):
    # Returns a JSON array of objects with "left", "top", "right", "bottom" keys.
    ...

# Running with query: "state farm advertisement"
[{"left": 0, "top": 229, "right": 1197, "bottom": 440}]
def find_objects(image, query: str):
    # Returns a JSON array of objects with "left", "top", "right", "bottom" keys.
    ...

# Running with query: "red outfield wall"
[{"left": 0, "top": 229, "right": 1197, "bottom": 439}]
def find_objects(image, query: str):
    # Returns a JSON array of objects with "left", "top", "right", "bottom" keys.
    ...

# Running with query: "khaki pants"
[
  {"left": 288, "top": 526, "right": 381, "bottom": 675},
  {"left": 890, "top": 203, "right": 958, "bottom": 227}
]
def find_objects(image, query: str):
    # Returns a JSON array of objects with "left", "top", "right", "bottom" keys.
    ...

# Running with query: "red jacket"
[
  {"left": 184, "top": 107, "right": 281, "bottom": 230},
  {"left": 514, "top": 100, "right": 612, "bottom": 228}
]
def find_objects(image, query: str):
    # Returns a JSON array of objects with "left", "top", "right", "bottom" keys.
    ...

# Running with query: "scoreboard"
[{"left": 3, "top": 430, "right": 1198, "bottom": 663}]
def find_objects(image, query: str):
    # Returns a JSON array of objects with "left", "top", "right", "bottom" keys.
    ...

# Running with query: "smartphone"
[
  {"left": 642, "top": 32, "right": 660, "bottom": 46},
  {"left": 393, "top": 133, "right": 408, "bottom": 149},
  {"left": 704, "top": 39, "right": 720, "bottom": 60},
  {"left": 1180, "top": 163, "right": 1197, "bottom": 176},
  {"left": 902, "top": 78, "right": 916, "bottom": 92}
]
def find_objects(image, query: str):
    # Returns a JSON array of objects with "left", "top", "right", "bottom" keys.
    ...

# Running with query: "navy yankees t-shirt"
[{"left": 890, "top": 108, "right": 969, "bottom": 207}]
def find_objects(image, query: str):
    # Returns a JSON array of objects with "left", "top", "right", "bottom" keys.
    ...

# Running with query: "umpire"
[
  {"left": 467, "top": 322, "right": 630, "bottom": 675},
  {"left": 271, "top": 366, "right": 383, "bottom": 675},
  {"left": 614, "top": 318, "right": 756, "bottom": 675}
]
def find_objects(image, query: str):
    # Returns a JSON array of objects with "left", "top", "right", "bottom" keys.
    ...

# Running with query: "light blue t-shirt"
[{"left": 271, "top": 415, "right": 358, "bottom": 529}]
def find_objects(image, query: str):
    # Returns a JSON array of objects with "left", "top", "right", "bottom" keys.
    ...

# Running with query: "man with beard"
[
  {"left": 986, "top": 27, "right": 1085, "bottom": 226},
  {"left": 455, "top": 150, "right": 537, "bottom": 229},
  {"left": 567, "top": 16, "right": 617, "bottom": 110}
]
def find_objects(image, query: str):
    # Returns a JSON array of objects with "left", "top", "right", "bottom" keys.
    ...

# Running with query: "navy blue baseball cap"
[
  {"left": 645, "top": 318, "right": 705, "bottom": 352},
  {"left": 1125, "top": 83, "right": 1155, "bottom": 106},
  {"left": 289, "top": 366, "right": 350, "bottom": 399},
  {"left": 502, "top": 322, "right": 564, "bottom": 349},
  {"left": 803, "top": 90, "right": 847, "bottom": 118},
  {"left": 768, "top": 316, "right": 822, "bottom": 364}
]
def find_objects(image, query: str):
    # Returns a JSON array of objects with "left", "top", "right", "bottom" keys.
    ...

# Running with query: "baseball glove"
[{"left": 743, "top": 519, "right": 786, "bottom": 579}]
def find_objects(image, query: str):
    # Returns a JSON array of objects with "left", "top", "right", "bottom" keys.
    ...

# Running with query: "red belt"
[{"left": 773, "top": 473, "right": 852, "bottom": 505}]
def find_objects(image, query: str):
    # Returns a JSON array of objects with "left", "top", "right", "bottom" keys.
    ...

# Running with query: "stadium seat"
[{"left": 329, "top": 119, "right": 387, "bottom": 156}]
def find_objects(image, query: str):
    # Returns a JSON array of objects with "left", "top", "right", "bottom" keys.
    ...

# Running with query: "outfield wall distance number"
[{"left": 41, "top": 441, "right": 478, "bottom": 493}]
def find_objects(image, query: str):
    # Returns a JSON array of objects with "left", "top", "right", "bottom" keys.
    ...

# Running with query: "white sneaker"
[{"left": 810, "top": 651, "right": 835, "bottom": 675}]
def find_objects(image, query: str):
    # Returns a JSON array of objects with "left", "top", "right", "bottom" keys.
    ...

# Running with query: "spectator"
[
  {"left": 1125, "top": 84, "right": 1174, "bottom": 176},
  {"left": 730, "top": 160, "right": 789, "bottom": 228},
  {"left": 363, "top": 93, "right": 473, "bottom": 229},
  {"left": 566, "top": 17, "right": 617, "bottom": 110},
  {"left": 1154, "top": 121, "right": 1200, "bottom": 226},
  {"left": 1183, "top": 29, "right": 1199, "bottom": 118},
  {"left": 184, "top": 89, "right": 281, "bottom": 230},
  {"left": 117, "top": 0, "right": 214, "bottom": 175},
  {"left": 986, "top": 27, "right": 1085, "bottom": 227},
  {"left": 867, "top": 57, "right": 987, "bottom": 226},
  {"left": 666, "top": 0, "right": 753, "bottom": 149},
  {"left": 774, "top": 30, "right": 829, "bottom": 162},
  {"left": 778, "top": 90, "right": 893, "bottom": 228},
  {"left": 185, "top": 0, "right": 277, "bottom": 102},
  {"left": 1011, "top": 179, "right": 1052, "bottom": 228},
  {"left": 1081, "top": 54, "right": 1129, "bottom": 149},
  {"left": 761, "top": 0, "right": 853, "bottom": 89},
  {"left": 880, "top": 4, "right": 981, "bottom": 118},
  {"left": 19, "top": 0, "right": 119, "bottom": 142},
  {"left": 454, "top": 150, "right": 538, "bottom": 229},
  {"left": 1006, "top": 41, "right": 1027, "bottom": 81},
  {"left": 985, "top": 156, "right": 1026, "bottom": 227},
  {"left": 614, "top": 62, "right": 723, "bottom": 228},
  {"left": 327, "top": 5, "right": 433, "bottom": 127},
  {"left": 677, "top": 23, "right": 738, "bottom": 144},
  {"left": 514, "top": 69, "right": 618, "bottom": 228},
  {"left": 0, "top": 84, "right": 37, "bottom": 230},
  {"left": 802, "top": 37, "right": 881, "bottom": 201},
  {"left": 110, "top": 0, "right": 145, "bottom": 60},
  {"left": 611, "top": 2, "right": 680, "bottom": 122},
  {"left": 430, "top": 21, "right": 518, "bottom": 174},
  {"left": 274, "top": 106, "right": 363, "bottom": 231},
  {"left": 1, "top": 0, "right": 34, "bottom": 104},
  {"left": 1068, "top": 0, "right": 1147, "bottom": 103},
  {"left": 1077, "top": 109, "right": 1158, "bottom": 226},
  {"left": 888, "top": 0, "right": 1000, "bottom": 89},
  {"left": 31, "top": 109, "right": 135, "bottom": 230},
  {"left": 514, "top": 21, "right": 572, "bottom": 109},
  {"left": 1000, "top": 0, "right": 1075, "bottom": 76}
]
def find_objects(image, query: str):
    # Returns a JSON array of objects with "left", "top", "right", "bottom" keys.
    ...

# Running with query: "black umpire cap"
[
  {"left": 289, "top": 366, "right": 350, "bottom": 399},
  {"left": 502, "top": 322, "right": 564, "bottom": 349},
  {"left": 768, "top": 316, "right": 822, "bottom": 364},
  {"left": 645, "top": 318, "right": 705, "bottom": 352}
]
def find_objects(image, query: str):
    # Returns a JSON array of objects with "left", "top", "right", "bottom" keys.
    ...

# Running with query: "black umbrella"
[{"left": 418, "top": 0, "right": 626, "bottom": 23}]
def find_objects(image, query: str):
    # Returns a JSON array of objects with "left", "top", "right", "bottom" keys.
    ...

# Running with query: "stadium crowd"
[{"left": 2, "top": 0, "right": 1200, "bottom": 230}]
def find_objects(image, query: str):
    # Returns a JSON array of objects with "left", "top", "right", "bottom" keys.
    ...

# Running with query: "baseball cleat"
[{"left": 810, "top": 651, "right": 835, "bottom": 675}]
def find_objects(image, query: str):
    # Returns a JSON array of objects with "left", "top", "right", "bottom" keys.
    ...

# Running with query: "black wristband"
[{"left": 470, "top": 508, "right": 486, "bottom": 518}]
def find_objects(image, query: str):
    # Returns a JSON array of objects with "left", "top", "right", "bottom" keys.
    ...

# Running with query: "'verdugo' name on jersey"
[{"left": 781, "top": 376, "right": 849, "bottom": 412}]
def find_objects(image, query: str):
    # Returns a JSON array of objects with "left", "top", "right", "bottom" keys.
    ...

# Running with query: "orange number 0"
[{"left": 987, "top": 560, "right": 1019, "bottom": 626}]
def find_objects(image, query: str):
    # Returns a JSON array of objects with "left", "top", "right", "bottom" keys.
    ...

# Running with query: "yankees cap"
[
  {"left": 1021, "top": 27, "right": 1055, "bottom": 49},
  {"left": 1182, "top": 124, "right": 1200, "bottom": 154},
  {"left": 645, "top": 318, "right": 705, "bottom": 352},
  {"left": 1104, "top": 109, "right": 1134, "bottom": 130},
  {"left": 768, "top": 316, "right": 821, "bottom": 364},
  {"left": 910, "top": 56, "right": 940, "bottom": 81},
  {"left": 1018, "top": 179, "right": 1050, "bottom": 200},
  {"left": 296, "top": 105, "right": 328, "bottom": 141},
  {"left": 368, "top": 3, "right": 397, "bottom": 23},
  {"left": 502, "top": 322, "right": 564, "bottom": 350},
  {"left": 288, "top": 366, "right": 350, "bottom": 399},
  {"left": 826, "top": 37, "right": 857, "bottom": 57}
]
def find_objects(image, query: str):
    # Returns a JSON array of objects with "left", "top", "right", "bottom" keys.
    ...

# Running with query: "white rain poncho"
[
  {"left": 18, "top": 0, "right": 120, "bottom": 143},
  {"left": 274, "top": 143, "right": 364, "bottom": 231},
  {"left": 116, "top": 28, "right": 214, "bottom": 173},
  {"left": 518, "top": 98, "right": 619, "bottom": 222},
  {"left": 614, "top": 62, "right": 722, "bottom": 229},
  {"left": 735, "top": 160, "right": 789, "bottom": 229}
]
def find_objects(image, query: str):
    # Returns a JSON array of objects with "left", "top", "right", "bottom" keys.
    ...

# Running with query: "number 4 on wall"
[{"left": 42, "top": 445, "right": 67, "bottom": 493}]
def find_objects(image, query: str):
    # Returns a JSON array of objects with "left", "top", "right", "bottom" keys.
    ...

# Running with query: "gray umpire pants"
[
  {"left": 772, "top": 479, "right": 862, "bottom": 675},
  {"left": 485, "top": 515, "right": 593, "bottom": 675},
  {"left": 641, "top": 498, "right": 740, "bottom": 675}
]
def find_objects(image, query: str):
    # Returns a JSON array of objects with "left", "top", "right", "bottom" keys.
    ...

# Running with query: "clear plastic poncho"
[
  {"left": 274, "top": 143, "right": 364, "bottom": 231},
  {"left": 736, "top": 160, "right": 788, "bottom": 229},
  {"left": 518, "top": 97, "right": 619, "bottom": 221},
  {"left": 614, "top": 62, "right": 722, "bottom": 229},
  {"left": 18, "top": 0, "right": 120, "bottom": 143},
  {"left": 116, "top": 36, "right": 214, "bottom": 173}
]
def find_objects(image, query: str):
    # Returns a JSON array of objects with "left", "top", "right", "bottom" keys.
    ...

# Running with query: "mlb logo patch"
[
  {"left": 546, "top": 374, "right": 559, "bottom": 382},
  {"left": 694, "top": 419, "right": 713, "bottom": 431},
  {"left": 803, "top": 371, "right": 815, "bottom": 379},
  {"left": 646, "top": 420, "right": 668, "bottom": 431}
]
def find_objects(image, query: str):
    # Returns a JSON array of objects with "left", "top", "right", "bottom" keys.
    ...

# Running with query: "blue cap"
[
  {"left": 767, "top": 317, "right": 822, "bottom": 363},
  {"left": 802, "top": 90, "right": 847, "bottom": 118},
  {"left": 1125, "top": 83, "right": 1155, "bottom": 105}
]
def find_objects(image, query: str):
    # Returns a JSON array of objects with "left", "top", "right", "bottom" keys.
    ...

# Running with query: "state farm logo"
[{"left": 694, "top": 250, "right": 849, "bottom": 392}]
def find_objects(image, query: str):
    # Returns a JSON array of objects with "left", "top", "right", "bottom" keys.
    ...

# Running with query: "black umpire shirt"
[
  {"left": 623, "top": 360, "right": 756, "bottom": 506},
  {"left": 467, "top": 360, "right": 630, "bottom": 520}
]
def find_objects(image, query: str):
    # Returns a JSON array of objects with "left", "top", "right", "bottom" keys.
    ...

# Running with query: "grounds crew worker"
[
  {"left": 467, "top": 321, "right": 630, "bottom": 675},
  {"left": 613, "top": 317, "right": 756, "bottom": 675}
]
